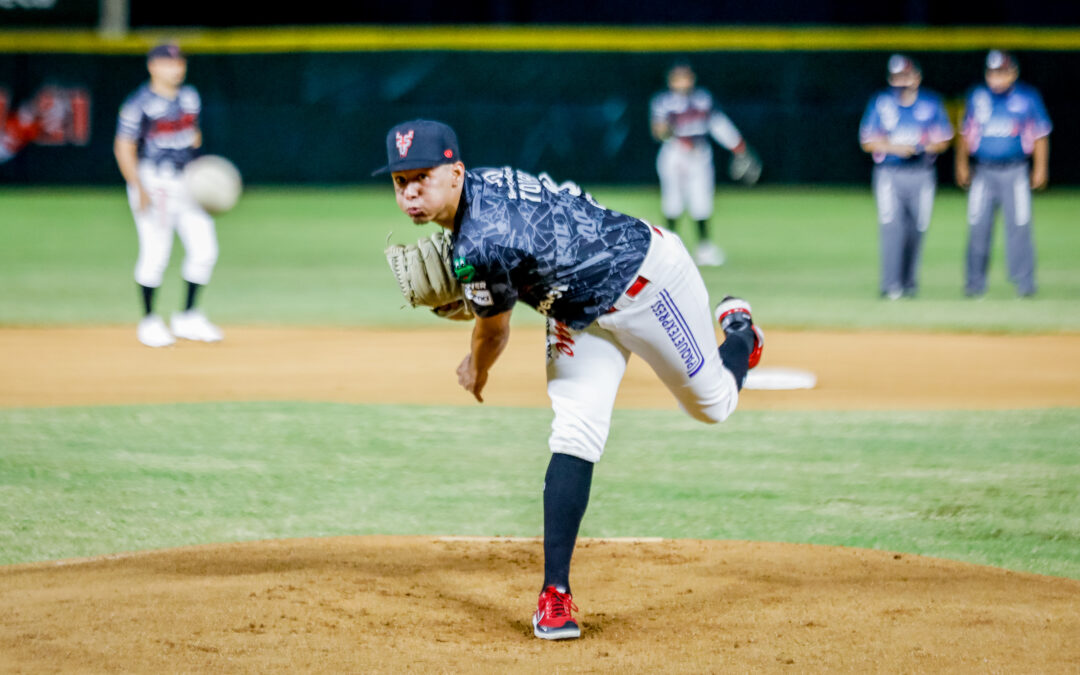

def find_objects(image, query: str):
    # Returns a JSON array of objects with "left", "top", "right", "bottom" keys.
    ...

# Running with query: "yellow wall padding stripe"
[{"left": 2, "top": 25, "right": 1080, "bottom": 54}]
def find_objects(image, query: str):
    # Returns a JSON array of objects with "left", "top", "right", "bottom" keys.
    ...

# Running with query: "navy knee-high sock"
[
  {"left": 719, "top": 327, "right": 754, "bottom": 390},
  {"left": 139, "top": 284, "right": 155, "bottom": 316},
  {"left": 542, "top": 453, "right": 594, "bottom": 595},
  {"left": 184, "top": 281, "right": 202, "bottom": 311},
  {"left": 696, "top": 219, "right": 710, "bottom": 240}
]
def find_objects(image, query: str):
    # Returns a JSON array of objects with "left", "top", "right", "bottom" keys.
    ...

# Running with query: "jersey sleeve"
[
  {"left": 115, "top": 95, "right": 143, "bottom": 141},
  {"left": 708, "top": 110, "right": 743, "bottom": 151},
  {"left": 454, "top": 239, "right": 519, "bottom": 318},
  {"left": 1027, "top": 87, "right": 1052, "bottom": 138},
  {"left": 463, "top": 256, "right": 518, "bottom": 317},
  {"left": 179, "top": 86, "right": 201, "bottom": 116},
  {"left": 929, "top": 96, "right": 955, "bottom": 143},
  {"left": 649, "top": 93, "right": 668, "bottom": 126},
  {"left": 858, "top": 95, "right": 883, "bottom": 144},
  {"left": 960, "top": 89, "right": 981, "bottom": 150}
]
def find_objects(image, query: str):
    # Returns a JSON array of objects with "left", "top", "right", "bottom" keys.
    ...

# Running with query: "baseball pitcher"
[
  {"left": 859, "top": 55, "right": 953, "bottom": 299},
  {"left": 956, "top": 50, "right": 1051, "bottom": 298},
  {"left": 377, "top": 120, "right": 763, "bottom": 641},
  {"left": 114, "top": 42, "right": 222, "bottom": 347},
  {"left": 650, "top": 63, "right": 760, "bottom": 267}
]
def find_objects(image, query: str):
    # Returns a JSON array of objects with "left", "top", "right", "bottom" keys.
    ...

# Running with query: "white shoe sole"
[
  {"left": 532, "top": 616, "right": 580, "bottom": 640},
  {"left": 138, "top": 337, "right": 175, "bottom": 348},
  {"left": 173, "top": 332, "right": 223, "bottom": 343}
]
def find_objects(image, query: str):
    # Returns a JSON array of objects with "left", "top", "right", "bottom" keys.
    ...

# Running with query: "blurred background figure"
[
  {"left": 956, "top": 50, "right": 1052, "bottom": 299},
  {"left": 1, "top": 85, "right": 90, "bottom": 164},
  {"left": 114, "top": 42, "right": 223, "bottom": 347},
  {"left": 650, "top": 63, "right": 758, "bottom": 267},
  {"left": 0, "top": 89, "right": 42, "bottom": 164},
  {"left": 859, "top": 54, "right": 953, "bottom": 300}
]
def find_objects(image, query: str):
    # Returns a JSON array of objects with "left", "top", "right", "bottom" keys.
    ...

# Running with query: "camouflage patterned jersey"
[{"left": 451, "top": 167, "right": 652, "bottom": 330}]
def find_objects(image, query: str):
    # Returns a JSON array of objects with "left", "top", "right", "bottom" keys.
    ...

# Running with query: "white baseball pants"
[
  {"left": 545, "top": 225, "right": 740, "bottom": 463},
  {"left": 129, "top": 161, "right": 218, "bottom": 288},
  {"left": 656, "top": 140, "right": 715, "bottom": 221}
]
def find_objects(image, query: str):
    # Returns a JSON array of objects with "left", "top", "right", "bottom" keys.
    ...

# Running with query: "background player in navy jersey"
[
  {"left": 375, "top": 119, "right": 764, "bottom": 640},
  {"left": 859, "top": 55, "right": 954, "bottom": 300},
  {"left": 650, "top": 63, "right": 755, "bottom": 267},
  {"left": 956, "top": 50, "right": 1052, "bottom": 298},
  {"left": 114, "top": 42, "right": 222, "bottom": 347}
]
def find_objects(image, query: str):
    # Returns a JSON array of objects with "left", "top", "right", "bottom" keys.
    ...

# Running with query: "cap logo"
[
  {"left": 395, "top": 130, "right": 415, "bottom": 158},
  {"left": 444, "top": 149, "right": 453, "bottom": 159}
]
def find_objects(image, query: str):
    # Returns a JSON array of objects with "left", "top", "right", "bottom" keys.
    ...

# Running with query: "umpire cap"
[
  {"left": 986, "top": 49, "right": 1019, "bottom": 72},
  {"left": 373, "top": 119, "right": 462, "bottom": 176},
  {"left": 887, "top": 54, "right": 920, "bottom": 78}
]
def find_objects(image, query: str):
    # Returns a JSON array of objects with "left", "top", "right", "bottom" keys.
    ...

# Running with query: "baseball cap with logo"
[
  {"left": 986, "top": 49, "right": 1018, "bottom": 72},
  {"left": 147, "top": 42, "right": 185, "bottom": 61},
  {"left": 887, "top": 54, "right": 920, "bottom": 78},
  {"left": 373, "top": 119, "right": 461, "bottom": 176}
]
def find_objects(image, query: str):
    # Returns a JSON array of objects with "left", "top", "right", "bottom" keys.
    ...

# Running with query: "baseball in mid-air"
[{"left": 183, "top": 155, "right": 243, "bottom": 213}]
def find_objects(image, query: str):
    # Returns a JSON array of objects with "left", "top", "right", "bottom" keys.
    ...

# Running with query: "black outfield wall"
[{"left": 1, "top": 48, "right": 1077, "bottom": 185}]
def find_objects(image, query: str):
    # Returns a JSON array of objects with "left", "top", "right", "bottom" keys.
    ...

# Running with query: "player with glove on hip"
[{"left": 375, "top": 119, "right": 763, "bottom": 641}]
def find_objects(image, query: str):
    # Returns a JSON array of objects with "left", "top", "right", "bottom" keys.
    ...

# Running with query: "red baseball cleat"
[
  {"left": 533, "top": 585, "right": 580, "bottom": 640},
  {"left": 715, "top": 296, "right": 765, "bottom": 369}
]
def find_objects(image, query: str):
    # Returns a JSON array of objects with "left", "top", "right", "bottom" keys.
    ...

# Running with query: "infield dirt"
[{"left": 2, "top": 326, "right": 1079, "bottom": 672}]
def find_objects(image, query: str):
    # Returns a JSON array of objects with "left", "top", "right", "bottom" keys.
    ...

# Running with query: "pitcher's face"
[{"left": 392, "top": 163, "right": 464, "bottom": 226}]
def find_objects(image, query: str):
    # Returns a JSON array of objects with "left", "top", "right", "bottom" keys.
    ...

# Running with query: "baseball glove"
[
  {"left": 385, "top": 230, "right": 475, "bottom": 321},
  {"left": 729, "top": 147, "right": 762, "bottom": 186}
]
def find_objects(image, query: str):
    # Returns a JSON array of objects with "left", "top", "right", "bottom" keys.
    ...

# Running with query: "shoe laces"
[{"left": 543, "top": 587, "right": 577, "bottom": 619}]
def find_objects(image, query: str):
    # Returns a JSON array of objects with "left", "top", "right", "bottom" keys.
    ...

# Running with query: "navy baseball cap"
[
  {"left": 147, "top": 42, "right": 184, "bottom": 60},
  {"left": 373, "top": 119, "right": 461, "bottom": 176},
  {"left": 986, "top": 49, "right": 1018, "bottom": 72},
  {"left": 887, "top": 54, "right": 920, "bottom": 78}
]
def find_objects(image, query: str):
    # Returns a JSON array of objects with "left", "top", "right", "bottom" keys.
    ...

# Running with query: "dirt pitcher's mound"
[{"left": 2, "top": 537, "right": 1077, "bottom": 673}]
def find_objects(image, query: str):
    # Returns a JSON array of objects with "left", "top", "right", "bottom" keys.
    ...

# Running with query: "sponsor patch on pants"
[{"left": 651, "top": 290, "right": 704, "bottom": 377}]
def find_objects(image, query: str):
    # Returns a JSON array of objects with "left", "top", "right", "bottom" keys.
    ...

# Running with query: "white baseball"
[{"left": 183, "top": 155, "right": 243, "bottom": 213}]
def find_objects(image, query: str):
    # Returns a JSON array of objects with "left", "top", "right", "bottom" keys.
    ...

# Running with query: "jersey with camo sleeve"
[
  {"left": 451, "top": 167, "right": 651, "bottom": 330},
  {"left": 859, "top": 88, "right": 954, "bottom": 167},
  {"left": 962, "top": 82, "right": 1052, "bottom": 162},
  {"left": 116, "top": 84, "right": 201, "bottom": 168}
]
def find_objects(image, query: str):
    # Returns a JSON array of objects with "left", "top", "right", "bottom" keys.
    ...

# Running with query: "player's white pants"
[
  {"left": 656, "top": 140, "right": 715, "bottom": 221},
  {"left": 546, "top": 226, "right": 740, "bottom": 463},
  {"left": 129, "top": 161, "right": 218, "bottom": 288}
]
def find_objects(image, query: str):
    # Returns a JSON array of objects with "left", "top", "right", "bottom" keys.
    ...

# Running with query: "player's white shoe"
[
  {"left": 170, "top": 310, "right": 224, "bottom": 342},
  {"left": 137, "top": 314, "right": 175, "bottom": 348},
  {"left": 694, "top": 241, "right": 726, "bottom": 267}
]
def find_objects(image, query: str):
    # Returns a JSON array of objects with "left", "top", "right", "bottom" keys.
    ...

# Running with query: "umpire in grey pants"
[
  {"left": 859, "top": 55, "right": 954, "bottom": 299},
  {"left": 956, "top": 50, "right": 1052, "bottom": 298}
]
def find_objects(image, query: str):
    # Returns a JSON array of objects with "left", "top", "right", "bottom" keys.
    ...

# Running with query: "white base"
[{"left": 744, "top": 367, "right": 817, "bottom": 390}]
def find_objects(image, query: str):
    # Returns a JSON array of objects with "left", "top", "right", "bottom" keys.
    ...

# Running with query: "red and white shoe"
[
  {"left": 533, "top": 585, "right": 580, "bottom": 640},
  {"left": 715, "top": 296, "right": 764, "bottom": 369}
]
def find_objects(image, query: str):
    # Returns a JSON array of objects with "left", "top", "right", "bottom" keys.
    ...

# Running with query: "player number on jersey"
[{"left": 482, "top": 167, "right": 604, "bottom": 209}]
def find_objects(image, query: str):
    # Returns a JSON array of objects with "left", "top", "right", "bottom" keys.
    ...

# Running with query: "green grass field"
[
  {"left": 2, "top": 185, "right": 1079, "bottom": 331},
  {"left": 1, "top": 186, "right": 1078, "bottom": 576},
  {"left": 1, "top": 404, "right": 1077, "bottom": 577}
]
